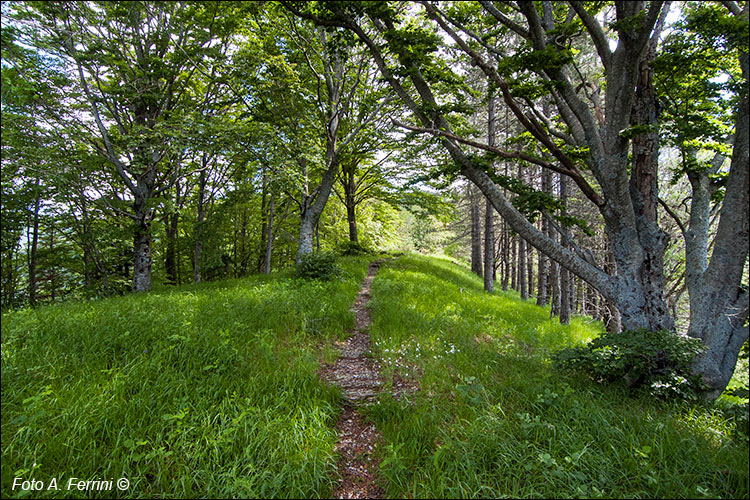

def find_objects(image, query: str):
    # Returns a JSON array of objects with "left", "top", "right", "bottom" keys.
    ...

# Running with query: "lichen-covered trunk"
[
  {"left": 297, "top": 154, "right": 339, "bottom": 262},
  {"left": 687, "top": 44, "right": 749, "bottom": 399}
]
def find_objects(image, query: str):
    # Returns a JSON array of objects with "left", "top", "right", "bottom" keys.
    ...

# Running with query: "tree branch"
[
  {"left": 569, "top": 1, "right": 612, "bottom": 69},
  {"left": 392, "top": 118, "right": 604, "bottom": 207}
]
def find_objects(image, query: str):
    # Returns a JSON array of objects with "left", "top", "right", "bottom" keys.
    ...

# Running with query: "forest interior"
[{"left": 1, "top": 1, "right": 748, "bottom": 499}]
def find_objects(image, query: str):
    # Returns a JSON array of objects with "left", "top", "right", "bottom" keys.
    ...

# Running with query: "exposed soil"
[{"left": 319, "top": 260, "right": 387, "bottom": 499}]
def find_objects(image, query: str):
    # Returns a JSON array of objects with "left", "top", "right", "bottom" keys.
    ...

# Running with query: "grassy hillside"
[
  {"left": 366, "top": 255, "right": 748, "bottom": 499},
  {"left": 2, "top": 253, "right": 747, "bottom": 498},
  {"left": 1, "top": 256, "right": 371, "bottom": 498}
]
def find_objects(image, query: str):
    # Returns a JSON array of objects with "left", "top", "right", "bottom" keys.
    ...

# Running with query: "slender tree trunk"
[
  {"left": 316, "top": 221, "right": 321, "bottom": 252},
  {"left": 258, "top": 167, "right": 268, "bottom": 273},
  {"left": 470, "top": 184, "right": 483, "bottom": 278},
  {"left": 519, "top": 236, "right": 527, "bottom": 300},
  {"left": 48, "top": 227, "right": 55, "bottom": 301},
  {"left": 536, "top": 185, "right": 550, "bottom": 305},
  {"left": 344, "top": 167, "right": 359, "bottom": 244},
  {"left": 165, "top": 211, "right": 178, "bottom": 285},
  {"left": 502, "top": 220, "right": 509, "bottom": 291},
  {"left": 484, "top": 197, "right": 495, "bottom": 292},
  {"left": 559, "top": 175, "right": 570, "bottom": 325},
  {"left": 264, "top": 195, "right": 275, "bottom": 275},
  {"left": 484, "top": 94, "right": 496, "bottom": 292},
  {"left": 511, "top": 233, "right": 517, "bottom": 291},
  {"left": 28, "top": 176, "right": 41, "bottom": 306},
  {"left": 527, "top": 243, "right": 534, "bottom": 299},
  {"left": 240, "top": 207, "right": 248, "bottom": 275},
  {"left": 193, "top": 168, "right": 206, "bottom": 284}
]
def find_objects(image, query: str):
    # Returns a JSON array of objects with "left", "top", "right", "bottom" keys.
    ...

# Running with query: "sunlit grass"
[
  {"left": 367, "top": 254, "right": 749, "bottom": 499},
  {"left": 1, "top": 256, "right": 371, "bottom": 498}
]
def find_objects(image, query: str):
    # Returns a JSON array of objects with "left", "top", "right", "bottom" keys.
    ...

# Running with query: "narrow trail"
[{"left": 319, "top": 260, "right": 387, "bottom": 499}]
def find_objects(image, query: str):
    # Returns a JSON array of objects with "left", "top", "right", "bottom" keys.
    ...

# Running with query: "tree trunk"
[
  {"left": 484, "top": 197, "right": 495, "bottom": 292},
  {"left": 501, "top": 219, "right": 509, "bottom": 291},
  {"left": 559, "top": 175, "right": 570, "bottom": 325},
  {"left": 344, "top": 167, "right": 359, "bottom": 244},
  {"left": 264, "top": 195, "right": 275, "bottom": 275},
  {"left": 484, "top": 94, "right": 496, "bottom": 292},
  {"left": 28, "top": 176, "right": 41, "bottom": 306},
  {"left": 527, "top": 243, "right": 534, "bottom": 299},
  {"left": 132, "top": 186, "right": 153, "bottom": 292},
  {"left": 258, "top": 167, "right": 269, "bottom": 273},
  {"left": 510, "top": 233, "right": 517, "bottom": 291},
  {"left": 519, "top": 236, "right": 527, "bottom": 300},
  {"left": 470, "top": 184, "right": 483, "bottom": 278},
  {"left": 193, "top": 168, "right": 206, "bottom": 284},
  {"left": 537, "top": 169, "right": 552, "bottom": 306},
  {"left": 687, "top": 26, "right": 749, "bottom": 399},
  {"left": 297, "top": 155, "right": 339, "bottom": 261},
  {"left": 165, "top": 209, "right": 178, "bottom": 285},
  {"left": 239, "top": 207, "right": 248, "bottom": 275}
]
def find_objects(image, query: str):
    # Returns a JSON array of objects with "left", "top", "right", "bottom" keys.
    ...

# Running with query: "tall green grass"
[
  {"left": 1, "top": 256, "right": 371, "bottom": 498},
  {"left": 367, "top": 255, "right": 749, "bottom": 499}
]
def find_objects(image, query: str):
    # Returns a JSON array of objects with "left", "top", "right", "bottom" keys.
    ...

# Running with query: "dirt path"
[{"left": 319, "top": 260, "right": 387, "bottom": 499}]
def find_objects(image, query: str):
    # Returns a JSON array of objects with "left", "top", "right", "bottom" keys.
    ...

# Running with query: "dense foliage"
[
  {"left": 552, "top": 329, "right": 706, "bottom": 400},
  {"left": 294, "top": 251, "right": 342, "bottom": 281}
]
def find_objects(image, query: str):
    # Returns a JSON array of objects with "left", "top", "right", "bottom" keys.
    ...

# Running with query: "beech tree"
[
  {"left": 282, "top": 0, "right": 748, "bottom": 399},
  {"left": 18, "top": 1, "right": 235, "bottom": 291}
]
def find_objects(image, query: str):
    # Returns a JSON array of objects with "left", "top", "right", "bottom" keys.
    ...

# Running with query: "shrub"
[
  {"left": 295, "top": 251, "right": 341, "bottom": 280},
  {"left": 337, "top": 240, "right": 372, "bottom": 256},
  {"left": 552, "top": 329, "right": 706, "bottom": 400}
]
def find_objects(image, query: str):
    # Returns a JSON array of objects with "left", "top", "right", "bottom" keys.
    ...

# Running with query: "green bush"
[
  {"left": 337, "top": 240, "right": 372, "bottom": 256},
  {"left": 552, "top": 329, "right": 706, "bottom": 400},
  {"left": 295, "top": 251, "right": 341, "bottom": 280}
]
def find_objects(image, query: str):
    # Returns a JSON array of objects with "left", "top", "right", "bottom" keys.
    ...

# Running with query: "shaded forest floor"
[{"left": 1, "top": 254, "right": 748, "bottom": 499}]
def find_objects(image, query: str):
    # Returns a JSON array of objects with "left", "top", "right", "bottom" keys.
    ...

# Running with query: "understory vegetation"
[
  {"left": 367, "top": 255, "right": 749, "bottom": 499},
  {"left": 1, "top": 256, "right": 371, "bottom": 498}
]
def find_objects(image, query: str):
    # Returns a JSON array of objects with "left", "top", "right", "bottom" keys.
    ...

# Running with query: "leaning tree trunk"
[
  {"left": 687, "top": 38, "right": 749, "bottom": 399},
  {"left": 297, "top": 154, "right": 340, "bottom": 262}
]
